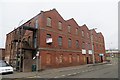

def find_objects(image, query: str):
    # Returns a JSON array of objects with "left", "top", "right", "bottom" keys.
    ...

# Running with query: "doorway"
[
  {"left": 86, "top": 57, "right": 89, "bottom": 64},
  {"left": 100, "top": 56, "right": 103, "bottom": 62}
]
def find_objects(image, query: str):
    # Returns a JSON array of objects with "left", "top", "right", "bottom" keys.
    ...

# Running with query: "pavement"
[{"left": 1, "top": 62, "right": 109, "bottom": 78}]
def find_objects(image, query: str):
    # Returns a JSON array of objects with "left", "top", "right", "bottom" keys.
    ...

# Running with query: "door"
[
  {"left": 100, "top": 56, "right": 103, "bottom": 62},
  {"left": 86, "top": 57, "right": 89, "bottom": 64}
]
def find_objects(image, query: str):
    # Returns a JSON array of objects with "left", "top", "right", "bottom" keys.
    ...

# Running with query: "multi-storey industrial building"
[{"left": 5, "top": 9, "right": 106, "bottom": 72}]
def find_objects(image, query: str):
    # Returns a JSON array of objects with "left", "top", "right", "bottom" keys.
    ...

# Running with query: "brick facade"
[
  {"left": 0, "top": 48, "right": 5, "bottom": 60},
  {"left": 5, "top": 9, "right": 106, "bottom": 72}
]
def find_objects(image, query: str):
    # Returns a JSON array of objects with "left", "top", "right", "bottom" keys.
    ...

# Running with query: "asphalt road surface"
[
  {"left": 1, "top": 58, "right": 118, "bottom": 78},
  {"left": 66, "top": 63, "right": 118, "bottom": 78},
  {"left": 34, "top": 62, "right": 118, "bottom": 78}
]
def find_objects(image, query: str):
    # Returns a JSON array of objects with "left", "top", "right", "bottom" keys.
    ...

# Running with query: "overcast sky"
[{"left": 0, "top": 0, "right": 118, "bottom": 49}]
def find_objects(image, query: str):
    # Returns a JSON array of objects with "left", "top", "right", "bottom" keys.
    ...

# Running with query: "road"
[
  {"left": 1, "top": 58, "right": 118, "bottom": 78},
  {"left": 66, "top": 63, "right": 118, "bottom": 78},
  {"left": 32, "top": 63, "right": 118, "bottom": 78}
]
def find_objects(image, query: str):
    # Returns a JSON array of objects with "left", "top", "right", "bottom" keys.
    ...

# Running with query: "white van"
[{"left": 0, "top": 60, "right": 13, "bottom": 74}]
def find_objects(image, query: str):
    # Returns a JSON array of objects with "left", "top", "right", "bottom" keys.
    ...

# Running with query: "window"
[
  {"left": 99, "top": 37, "right": 100, "bottom": 41},
  {"left": 47, "top": 17, "right": 51, "bottom": 27},
  {"left": 76, "top": 28, "right": 78, "bottom": 35},
  {"left": 68, "top": 25, "right": 71, "bottom": 33},
  {"left": 82, "top": 42, "right": 85, "bottom": 49},
  {"left": 58, "top": 36, "right": 62, "bottom": 46},
  {"left": 15, "top": 42, "right": 18, "bottom": 50},
  {"left": 76, "top": 40, "right": 79, "bottom": 48},
  {"left": 46, "top": 34, "right": 51, "bottom": 38},
  {"left": 82, "top": 30, "right": 84, "bottom": 37},
  {"left": 46, "top": 34, "right": 52, "bottom": 44},
  {"left": 87, "top": 33, "right": 89, "bottom": 38},
  {"left": 91, "top": 34, "right": 93, "bottom": 40},
  {"left": 88, "top": 43, "right": 90, "bottom": 49},
  {"left": 58, "top": 21, "right": 62, "bottom": 30},
  {"left": 68, "top": 38, "right": 72, "bottom": 48},
  {"left": 96, "top": 43, "right": 98, "bottom": 50}
]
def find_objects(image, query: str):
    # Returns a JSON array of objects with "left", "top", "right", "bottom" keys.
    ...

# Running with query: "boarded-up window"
[
  {"left": 77, "top": 55, "right": 80, "bottom": 62},
  {"left": 83, "top": 56, "right": 86, "bottom": 63},
  {"left": 73, "top": 55, "right": 76, "bottom": 62},
  {"left": 69, "top": 54, "right": 72, "bottom": 63},
  {"left": 59, "top": 54, "right": 63, "bottom": 63},
  {"left": 55, "top": 56, "right": 59, "bottom": 63},
  {"left": 46, "top": 54, "right": 51, "bottom": 64},
  {"left": 64, "top": 56, "right": 67, "bottom": 62}
]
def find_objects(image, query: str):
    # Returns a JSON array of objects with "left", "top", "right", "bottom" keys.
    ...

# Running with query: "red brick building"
[
  {"left": 80, "top": 25, "right": 93, "bottom": 64},
  {"left": 5, "top": 9, "right": 106, "bottom": 72},
  {"left": 0, "top": 48, "right": 5, "bottom": 60},
  {"left": 90, "top": 30, "right": 106, "bottom": 63}
]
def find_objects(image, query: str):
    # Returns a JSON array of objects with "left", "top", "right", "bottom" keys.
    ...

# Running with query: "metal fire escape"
[{"left": 10, "top": 25, "right": 38, "bottom": 72}]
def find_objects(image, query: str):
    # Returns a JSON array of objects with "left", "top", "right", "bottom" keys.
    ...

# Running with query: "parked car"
[{"left": 0, "top": 60, "right": 13, "bottom": 74}]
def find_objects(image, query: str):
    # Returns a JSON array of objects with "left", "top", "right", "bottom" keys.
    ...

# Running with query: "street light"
[{"left": 90, "top": 28, "right": 97, "bottom": 64}]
